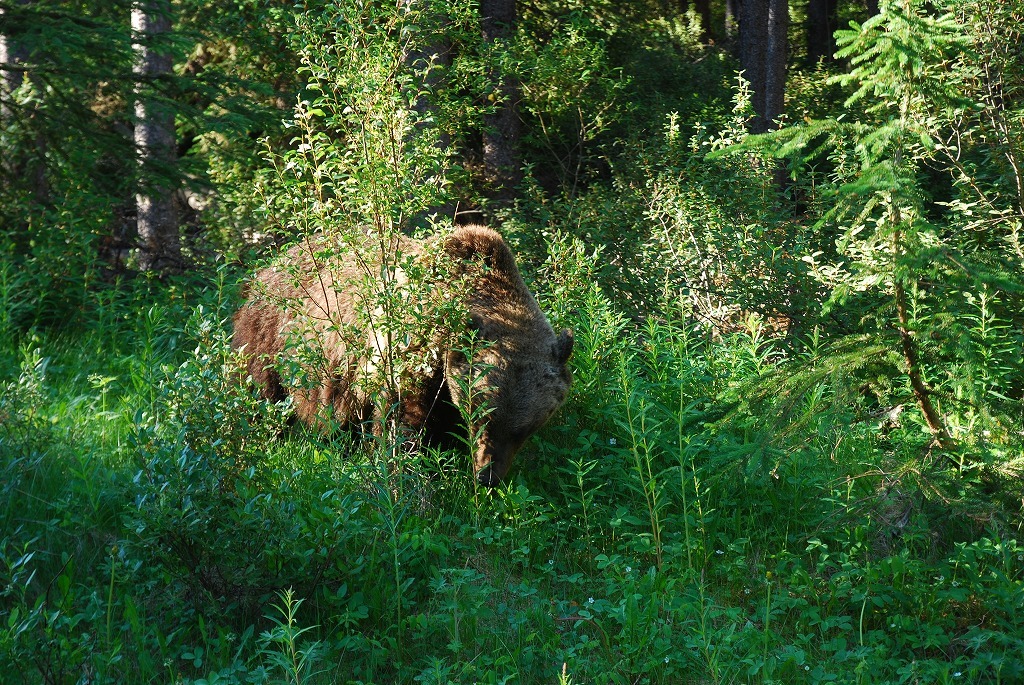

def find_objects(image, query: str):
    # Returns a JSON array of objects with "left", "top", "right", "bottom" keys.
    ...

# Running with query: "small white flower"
[
  {"left": 664, "top": 656, "right": 670, "bottom": 664},
  {"left": 744, "top": 588, "right": 751, "bottom": 595},
  {"left": 954, "top": 673, "right": 962, "bottom": 678},
  {"left": 588, "top": 597, "right": 594, "bottom": 604},
  {"left": 805, "top": 666, "right": 810, "bottom": 671},
  {"left": 609, "top": 438, "right": 617, "bottom": 446},
  {"left": 952, "top": 581, "right": 959, "bottom": 587},
  {"left": 625, "top": 566, "right": 632, "bottom": 573},
  {"left": 548, "top": 559, "right": 554, "bottom": 565},
  {"left": 715, "top": 549, "right": 724, "bottom": 555},
  {"left": 890, "top": 623, "right": 896, "bottom": 628}
]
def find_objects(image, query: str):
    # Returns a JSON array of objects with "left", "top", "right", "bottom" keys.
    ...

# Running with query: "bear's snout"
[
  {"left": 474, "top": 440, "right": 514, "bottom": 487},
  {"left": 476, "top": 464, "right": 500, "bottom": 488}
]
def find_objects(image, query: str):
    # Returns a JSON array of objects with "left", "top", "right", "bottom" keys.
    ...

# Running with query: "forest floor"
[{"left": 1, "top": 269, "right": 1022, "bottom": 685}]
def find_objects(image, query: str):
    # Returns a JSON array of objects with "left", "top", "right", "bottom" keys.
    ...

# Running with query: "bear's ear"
[
  {"left": 442, "top": 226, "right": 516, "bottom": 274},
  {"left": 554, "top": 328, "right": 574, "bottom": 365}
]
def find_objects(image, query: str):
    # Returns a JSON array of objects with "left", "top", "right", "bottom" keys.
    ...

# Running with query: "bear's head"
[
  {"left": 447, "top": 329, "right": 573, "bottom": 486},
  {"left": 441, "top": 226, "right": 574, "bottom": 486}
]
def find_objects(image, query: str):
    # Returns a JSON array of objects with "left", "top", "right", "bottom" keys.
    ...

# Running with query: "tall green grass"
[{"left": 1, "top": 251, "right": 1022, "bottom": 684}]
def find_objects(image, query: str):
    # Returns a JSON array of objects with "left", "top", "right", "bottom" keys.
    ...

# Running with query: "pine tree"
[{"left": 725, "top": 0, "right": 1024, "bottom": 455}]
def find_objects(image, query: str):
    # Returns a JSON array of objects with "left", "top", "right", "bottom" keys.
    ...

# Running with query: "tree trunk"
[
  {"left": 684, "top": 0, "right": 713, "bottom": 42},
  {"left": 764, "top": 0, "right": 788, "bottom": 128},
  {"left": 739, "top": 0, "right": 788, "bottom": 134},
  {"left": 738, "top": 0, "right": 768, "bottom": 128},
  {"left": 0, "top": 5, "right": 26, "bottom": 123},
  {"left": 806, "top": 0, "right": 837, "bottom": 64},
  {"left": 1, "top": 1, "right": 48, "bottom": 204},
  {"left": 132, "top": 0, "right": 181, "bottom": 273},
  {"left": 480, "top": 0, "right": 521, "bottom": 207},
  {"left": 403, "top": 0, "right": 454, "bottom": 229},
  {"left": 406, "top": 36, "right": 451, "bottom": 138},
  {"left": 894, "top": 278, "right": 951, "bottom": 448},
  {"left": 889, "top": 210, "right": 951, "bottom": 449},
  {"left": 725, "top": 0, "right": 739, "bottom": 42}
]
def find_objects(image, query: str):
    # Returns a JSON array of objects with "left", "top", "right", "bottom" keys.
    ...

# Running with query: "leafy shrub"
[{"left": 127, "top": 308, "right": 356, "bottom": 614}]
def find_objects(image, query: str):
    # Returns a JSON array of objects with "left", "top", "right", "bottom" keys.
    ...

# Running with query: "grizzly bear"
[{"left": 232, "top": 225, "right": 573, "bottom": 486}]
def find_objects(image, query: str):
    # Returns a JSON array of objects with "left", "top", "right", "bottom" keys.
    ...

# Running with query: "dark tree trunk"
[
  {"left": 132, "top": 0, "right": 181, "bottom": 272},
  {"left": 891, "top": 224, "right": 951, "bottom": 449},
  {"left": 738, "top": 0, "right": 788, "bottom": 134},
  {"left": 764, "top": 0, "right": 788, "bottom": 128},
  {"left": 403, "top": 0, "right": 454, "bottom": 228},
  {"left": 403, "top": 0, "right": 451, "bottom": 141},
  {"left": 738, "top": 0, "right": 767, "bottom": 126},
  {"left": 1, "top": 1, "right": 48, "bottom": 204},
  {"left": 480, "top": 0, "right": 521, "bottom": 207},
  {"left": 806, "top": 0, "right": 837, "bottom": 64}
]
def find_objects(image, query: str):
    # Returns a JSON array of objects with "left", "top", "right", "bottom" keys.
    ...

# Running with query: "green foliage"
[
  {"left": 714, "top": 0, "right": 1024, "bottom": 503},
  {"left": 128, "top": 308, "right": 342, "bottom": 610},
  {"left": 0, "top": 2, "right": 134, "bottom": 320},
  {"left": 2, "top": 259, "right": 1023, "bottom": 682},
  {"left": 253, "top": 590, "right": 325, "bottom": 685},
  {"left": 254, "top": 0, "right": 480, "bottom": 238},
  {"left": 0, "top": 0, "right": 312, "bottom": 324},
  {"left": 3, "top": 0, "right": 1024, "bottom": 683},
  {"left": 515, "top": 12, "right": 628, "bottom": 195}
]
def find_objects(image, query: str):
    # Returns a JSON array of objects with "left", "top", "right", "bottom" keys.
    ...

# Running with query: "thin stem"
[{"left": 891, "top": 226, "right": 951, "bottom": 448}]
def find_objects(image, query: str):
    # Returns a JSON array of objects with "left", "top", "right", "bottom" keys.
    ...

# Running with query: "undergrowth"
[{"left": 0, "top": 246, "right": 1021, "bottom": 685}]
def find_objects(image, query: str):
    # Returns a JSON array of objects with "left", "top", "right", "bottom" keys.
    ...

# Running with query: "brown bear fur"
[{"left": 232, "top": 225, "right": 573, "bottom": 486}]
